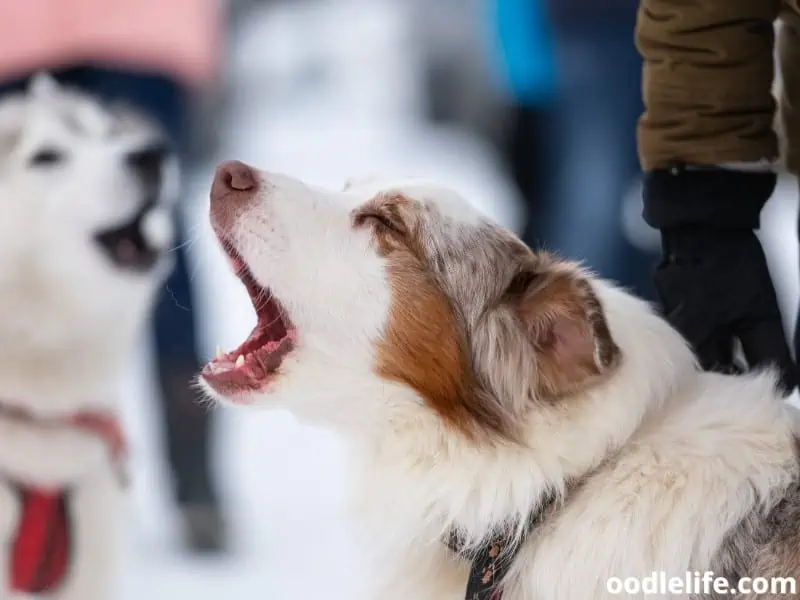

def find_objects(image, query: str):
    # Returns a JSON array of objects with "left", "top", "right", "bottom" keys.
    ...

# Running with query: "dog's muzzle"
[
  {"left": 94, "top": 203, "right": 173, "bottom": 272},
  {"left": 94, "top": 142, "right": 175, "bottom": 272}
]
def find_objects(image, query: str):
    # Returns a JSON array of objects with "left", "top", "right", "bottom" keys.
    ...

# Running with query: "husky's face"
[{"left": 0, "top": 74, "right": 174, "bottom": 354}]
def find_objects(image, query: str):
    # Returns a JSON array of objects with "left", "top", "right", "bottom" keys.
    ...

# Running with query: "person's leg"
[
  {"left": 68, "top": 67, "right": 226, "bottom": 552},
  {"left": 150, "top": 222, "right": 226, "bottom": 552},
  {"left": 539, "top": 16, "right": 657, "bottom": 300},
  {"left": 778, "top": 2, "right": 800, "bottom": 365},
  {"left": 503, "top": 102, "right": 554, "bottom": 249},
  {"left": 151, "top": 229, "right": 216, "bottom": 512}
]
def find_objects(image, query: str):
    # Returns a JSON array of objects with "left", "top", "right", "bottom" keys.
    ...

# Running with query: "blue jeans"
[
  {"left": 538, "top": 18, "right": 657, "bottom": 300},
  {"left": 0, "top": 66, "right": 216, "bottom": 506}
]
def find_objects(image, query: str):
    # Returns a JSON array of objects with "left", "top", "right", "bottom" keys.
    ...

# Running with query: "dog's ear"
[
  {"left": 506, "top": 260, "right": 620, "bottom": 398},
  {"left": 0, "top": 100, "right": 24, "bottom": 157},
  {"left": 29, "top": 72, "right": 59, "bottom": 98}
]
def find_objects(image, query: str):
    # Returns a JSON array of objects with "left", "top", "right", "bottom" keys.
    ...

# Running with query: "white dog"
[
  {"left": 201, "top": 161, "right": 800, "bottom": 600},
  {"left": 0, "top": 74, "right": 173, "bottom": 599}
]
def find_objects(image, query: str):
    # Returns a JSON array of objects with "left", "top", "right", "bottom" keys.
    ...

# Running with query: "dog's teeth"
[
  {"left": 215, "top": 346, "right": 223, "bottom": 360},
  {"left": 235, "top": 355, "right": 245, "bottom": 368}
]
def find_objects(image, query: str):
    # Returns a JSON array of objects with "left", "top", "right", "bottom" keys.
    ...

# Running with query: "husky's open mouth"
[
  {"left": 201, "top": 239, "right": 296, "bottom": 394},
  {"left": 94, "top": 203, "right": 164, "bottom": 272}
]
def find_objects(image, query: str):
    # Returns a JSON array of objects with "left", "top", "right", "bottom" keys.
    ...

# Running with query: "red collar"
[
  {"left": 70, "top": 411, "right": 127, "bottom": 464},
  {"left": 0, "top": 403, "right": 128, "bottom": 484}
]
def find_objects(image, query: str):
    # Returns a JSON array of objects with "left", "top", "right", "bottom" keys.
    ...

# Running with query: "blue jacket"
[{"left": 489, "top": 0, "right": 557, "bottom": 106}]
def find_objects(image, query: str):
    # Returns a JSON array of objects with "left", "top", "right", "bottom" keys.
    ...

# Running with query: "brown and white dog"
[{"left": 200, "top": 160, "right": 800, "bottom": 600}]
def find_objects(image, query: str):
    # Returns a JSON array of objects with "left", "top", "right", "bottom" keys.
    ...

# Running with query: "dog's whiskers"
[
  {"left": 167, "top": 221, "right": 201, "bottom": 254},
  {"left": 252, "top": 289, "right": 291, "bottom": 331}
]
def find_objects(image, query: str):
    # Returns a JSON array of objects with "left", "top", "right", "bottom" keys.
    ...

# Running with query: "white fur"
[
  {"left": 202, "top": 170, "right": 800, "bottom": 600},
  {"left": 0, "top": 75, "right": 172, "bottom": 599}
]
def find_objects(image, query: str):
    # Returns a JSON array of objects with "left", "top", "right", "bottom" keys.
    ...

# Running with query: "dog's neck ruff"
[
  {"left": 445, "top": 454, "right": 609, "bottom": 600},
  {"left": 446, "top": 489, "right": 560, "bottom": 600},
  {"left": 0, "top": 402, "right": 127, "bottom": 594}
]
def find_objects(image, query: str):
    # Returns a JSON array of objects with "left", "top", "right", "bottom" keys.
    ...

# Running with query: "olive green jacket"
[{"left": 636, "top": 0, "right": 800, "bottom": 174}]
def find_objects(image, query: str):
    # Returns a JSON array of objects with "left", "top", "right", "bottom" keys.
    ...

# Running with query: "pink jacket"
[{"left": 0, "top": 0, "right": 221, "bottom": 87}]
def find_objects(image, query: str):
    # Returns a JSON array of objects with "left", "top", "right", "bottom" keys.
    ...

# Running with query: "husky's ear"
[
  {"left": 29, "top": 72, "right": 59, "bottom": 98},
  {"left": 506, "top": 259, "right": 621, "bottom": 398},
  {"left": 0, "top": 100, "right": 24, "bottom": 157}
]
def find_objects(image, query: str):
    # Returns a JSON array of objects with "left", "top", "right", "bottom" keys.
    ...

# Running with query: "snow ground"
[{"left": 113, "top": 1, "right": 800, "bottom": 598}]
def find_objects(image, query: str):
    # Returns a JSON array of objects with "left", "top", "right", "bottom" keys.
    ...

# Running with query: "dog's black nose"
[{"left": 126, "top": 143, "right": 168, "bottom": 195}]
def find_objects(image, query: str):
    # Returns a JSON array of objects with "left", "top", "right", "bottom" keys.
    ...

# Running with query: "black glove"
[{"left": 643, "top": 167, "right": 797, "bottom": 394}]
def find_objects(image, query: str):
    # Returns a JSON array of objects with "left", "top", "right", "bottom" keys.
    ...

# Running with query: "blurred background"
[{"left": 3, "top": 0, "right": 797, "bottom": 598}]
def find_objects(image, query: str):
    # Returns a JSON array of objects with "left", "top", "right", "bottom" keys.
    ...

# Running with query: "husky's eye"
[{"left": 29, "top": 148, "right": 65, "bottom": 167}]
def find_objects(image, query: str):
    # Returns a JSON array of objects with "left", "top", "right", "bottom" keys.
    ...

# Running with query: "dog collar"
[
  {"left": 0, "top": 403, "right": 128, "bottom": 487},
  {"left": 0, "top": 403, "right": 128, "bottom": 594},
  {"left": 445, "top": 489, "right": 560, "bottom": 600}
]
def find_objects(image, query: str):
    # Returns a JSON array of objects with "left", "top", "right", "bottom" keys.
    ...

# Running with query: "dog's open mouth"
[
  {"left": 94, "top": 204, "right": 161, "bottom": 272},
  {"left": 201, "top": 240, "right": 296, "bottom": 393}
]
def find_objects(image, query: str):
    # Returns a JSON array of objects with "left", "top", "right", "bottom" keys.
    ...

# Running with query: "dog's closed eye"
[
  {"left": 354, "top": 212, "right": 404, "bottom": 235},
  {"left": 29, "top": 148, "right": 66, "bottom": 167},
  {"left": 505, "top": 270, "right": 540, "bottom": 297}
]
